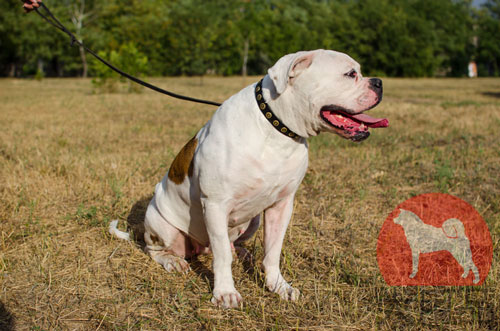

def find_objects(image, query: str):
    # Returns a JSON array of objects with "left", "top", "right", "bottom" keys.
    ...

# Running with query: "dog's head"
[
  {"left": 267, "top": 49, "right": 388, "bottom": 140},
  {"left": 393, "top": 209, "right": 418, "bottom": 226}
]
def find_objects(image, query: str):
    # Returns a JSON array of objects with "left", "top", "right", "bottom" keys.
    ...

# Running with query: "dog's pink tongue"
[{"left": 352, "top": 114, "right": 389, "bottom": 128}]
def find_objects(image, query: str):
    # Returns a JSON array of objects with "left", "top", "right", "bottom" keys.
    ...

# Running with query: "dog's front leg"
[
  {"left": 262, "top": 195, "right": 300, "bottom": 301},
  {"left": 203, "top": 200, "right": 242, "bottom": 309},
  {"left": 410, "top": 249, "right": 420, "bottom": 278}
]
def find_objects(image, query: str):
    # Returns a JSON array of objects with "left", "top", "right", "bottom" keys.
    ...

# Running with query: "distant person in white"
[
  {"left": 468, "top": 61, "right": 478, "bottom": 78},
  {"left": 393, "top": 209, "right": 480, "bottom": 284}
]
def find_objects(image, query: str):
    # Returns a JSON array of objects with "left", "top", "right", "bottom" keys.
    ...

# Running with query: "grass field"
[{"left": 1, "top": 76, "right": 499, "bottom": 330}]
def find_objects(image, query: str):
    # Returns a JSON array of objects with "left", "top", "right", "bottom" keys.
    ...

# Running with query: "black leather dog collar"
[{"left": 254, "top": 79, "right": 300, "bottom": 139}]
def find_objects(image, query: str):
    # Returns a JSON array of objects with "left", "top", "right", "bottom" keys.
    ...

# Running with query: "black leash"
[{"left": 32, "top": 2, "right": 222, "bottom": 107}]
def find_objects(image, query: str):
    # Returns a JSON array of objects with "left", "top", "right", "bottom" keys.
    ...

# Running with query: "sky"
[{"left": 472, "top": 0, "right": 487, "bottom": 7}]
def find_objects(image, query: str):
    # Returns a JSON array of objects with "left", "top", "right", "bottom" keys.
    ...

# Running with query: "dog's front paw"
[
  {"left": 275, "top": 283, "right": 300, "bottom": 301},
  {"left": 211, "top": 288, "right": 242, "bottom": 309},
  {"left": 267, "top": 276, "right": 300, "bottom": 301}
]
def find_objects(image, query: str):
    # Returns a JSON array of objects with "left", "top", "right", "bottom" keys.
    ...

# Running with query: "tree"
[
  {"left": 476, "top": 0, "right": 500, "bottom": 76},
  {"left": 2, "top": 0, "right": 496, "bottom": 78},
  {"left": 66, "top": 0, "right": 97, "bottom": 77}
]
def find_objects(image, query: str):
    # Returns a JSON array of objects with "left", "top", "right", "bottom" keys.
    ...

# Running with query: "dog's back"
[
  {"left": 395, "top": 210, "right": 471, "bottom": 253},
  {"left": 394, "top": 210, "right": 463, "bottom": 252}
]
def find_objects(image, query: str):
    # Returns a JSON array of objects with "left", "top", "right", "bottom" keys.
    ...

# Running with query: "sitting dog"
[
  {"left": 111, "top": 49, "right": 388, "bottom": 308},
  {"left": 393, "top": 209, "right": 480, "bottom": 284}
]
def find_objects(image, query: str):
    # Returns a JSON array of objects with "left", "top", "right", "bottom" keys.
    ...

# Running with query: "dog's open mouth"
[{"left": 320, "top": 107, "right": 389, "bottom": 142}]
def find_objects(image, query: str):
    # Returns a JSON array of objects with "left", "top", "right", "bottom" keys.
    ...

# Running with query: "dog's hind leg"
[
  {"left": 234, "top": 215, "right": 260, "bottom": 245},
  {"left": 461, "top": 262, "right": 480, "bottom": 284},
  {"left": 453, "top": 243, "right": 480, "bottom": 284},
  {"left": 461, "top": 266, "right": 470, "bottom": 279},
  {"left": 471, "top": 265, "right": 480, "bottom": 284},
  {"left": 147, "top": 248, "right": 191, "bottom": 273},
  {"left": 233, "top": 215, "right": 260, "bottom": 262},
  {"left": 144, "top": 201, "right": 191, "bottom": 273}
]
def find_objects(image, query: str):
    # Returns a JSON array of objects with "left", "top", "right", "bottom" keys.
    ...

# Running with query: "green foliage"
[
  {"left": 2, "top": 0, "right": 499, "bottom": 77},
  {"left": 434, "top": 158, "right": 454, "bottom": 193},
  {"left": 475, "top": 0, "right": 500, "bottom": 76},
  {"left": 34, "top": 69, "right": 45, "bottom": 81},
  {"left": 90, "top": 42, "right": 148, "bottom": 93},
  {"left": 0, "top": 0, "right": 76, "bottom": 77},
  {"left": 76, "top": 204, "right": 97, "bottom": 221}
]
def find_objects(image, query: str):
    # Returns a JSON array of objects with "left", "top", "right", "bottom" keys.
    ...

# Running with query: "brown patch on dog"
[
  {"left": 150, "top": 234, "right": 160, "bottom": 245},
  {"left": 168, "top": 136, "right": 198, "bottom": 184}
]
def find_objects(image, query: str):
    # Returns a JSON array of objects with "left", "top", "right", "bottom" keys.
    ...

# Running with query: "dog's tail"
[
  {"left": 109, "top": 220, "right": 131, "bottom": 241},
  {"left": 442, "top": 218, "right": 466, "bottom": 239}
]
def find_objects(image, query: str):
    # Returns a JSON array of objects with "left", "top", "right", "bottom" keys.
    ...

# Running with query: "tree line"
[{"left": 1, "top": 0, "right": 499, "bottom": 78}]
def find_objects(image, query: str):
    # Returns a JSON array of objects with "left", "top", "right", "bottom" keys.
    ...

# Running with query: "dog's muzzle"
[
  {"left": 350, "top": 131, "right": 370, "bottom": 142},
  {"left": 369, "top": 78, "right": 383, "bottom": 102}
]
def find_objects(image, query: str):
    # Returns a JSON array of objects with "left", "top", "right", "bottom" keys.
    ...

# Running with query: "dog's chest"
[
  {"left": 194, "top": 86, "right": 309, "bottom": 225},
  {"left": 227, "top": 145, "right": 308, "bottom": 224}
]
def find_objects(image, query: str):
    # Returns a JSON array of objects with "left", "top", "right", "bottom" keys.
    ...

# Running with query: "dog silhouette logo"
[
  {"left": 394, "top": 209, "right": 480, "bottom": 283},
  {"left": 377, "top": 193, "right": 492, "bottom": 286}
]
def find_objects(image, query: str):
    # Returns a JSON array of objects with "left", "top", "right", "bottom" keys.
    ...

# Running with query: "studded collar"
[{"left": 254, "top": 79, "right": 301, "bottom": 140}]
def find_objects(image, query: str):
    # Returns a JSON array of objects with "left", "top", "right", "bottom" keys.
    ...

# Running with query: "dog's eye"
[{"left": 345, "top": 69, "right": 357, "bottom": 79}]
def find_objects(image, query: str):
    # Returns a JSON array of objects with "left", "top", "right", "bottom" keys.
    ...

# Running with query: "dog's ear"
[{"left": 268, "top": 51, "right": 316, "bottom": 95}]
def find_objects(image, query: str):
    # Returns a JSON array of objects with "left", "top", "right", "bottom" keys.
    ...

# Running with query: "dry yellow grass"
[{"left": 0, "top": 76, "right": 499, "bottom": 330}]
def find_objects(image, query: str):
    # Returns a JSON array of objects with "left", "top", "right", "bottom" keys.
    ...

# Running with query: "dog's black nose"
[{"left": 370, "top": 78, "right": 382, "bottom": 89}]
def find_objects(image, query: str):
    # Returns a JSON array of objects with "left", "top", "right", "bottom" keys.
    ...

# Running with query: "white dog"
[
  {"left": 393, "top": 209, "right": 480, "bottom": 284},
  {"left": 110, "top": 49, "right": 388, "bottom": 308}
]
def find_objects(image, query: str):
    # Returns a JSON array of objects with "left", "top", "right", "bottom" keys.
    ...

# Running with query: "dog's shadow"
[
  {"left": 125, "top": 196, "right": 150, "bottom": 246},
  {"left": 124, "top": 197, "right": 264, "bottom": 289},
  {"left": 482, "top": 91, "right": 500, "bottom": 99},
  {"left": 0, "top": 301, "right": 15, "bottom": 331}
]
